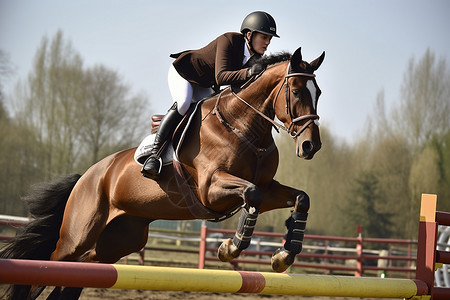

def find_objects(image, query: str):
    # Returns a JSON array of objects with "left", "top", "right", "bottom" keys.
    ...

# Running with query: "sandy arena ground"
[
  {"left": 0, "top": 285, "right": 396, "bottom": 299},
  {"left": 77, "top": 288, "right": 395, "bottom": 300}
]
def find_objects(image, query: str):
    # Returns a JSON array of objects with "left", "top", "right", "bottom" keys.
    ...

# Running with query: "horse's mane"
[{"left": 249, "top": 52, "right": 292, "bottom": 68}]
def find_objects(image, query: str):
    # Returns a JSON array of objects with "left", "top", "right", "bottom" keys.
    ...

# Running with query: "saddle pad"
[
  {"left": 134, "top": 100, "right": 205, "bottom": 166},
  {"left": 134, "top": 133, "right": 174, "bottom": 166}
]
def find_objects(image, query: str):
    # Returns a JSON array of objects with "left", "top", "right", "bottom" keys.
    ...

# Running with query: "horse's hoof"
[
  {"left": 217, "top": 238, "right": 241, "bottom": 262},
  {"left": 271, "top": 248, "right": 295, "bottom": 273}
]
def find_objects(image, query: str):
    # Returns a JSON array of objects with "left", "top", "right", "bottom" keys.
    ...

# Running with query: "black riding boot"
[{"left": 141, "top": 103, "right": 183, "bottom": 179}]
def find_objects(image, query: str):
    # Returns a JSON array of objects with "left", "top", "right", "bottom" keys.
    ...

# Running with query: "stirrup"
[{"left": 141, "top": 156, "right": 163, "bottom": 179}]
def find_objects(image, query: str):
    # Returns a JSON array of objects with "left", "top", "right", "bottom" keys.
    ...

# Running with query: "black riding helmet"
[
  {"left": 240, "top": 11, "right": 279, "bottom": 55},
  {"left": 240, "top": 11, "right": 279, "bottom": 38}
]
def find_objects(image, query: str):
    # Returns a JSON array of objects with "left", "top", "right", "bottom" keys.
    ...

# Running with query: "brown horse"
[{"left": 0, "top": 47, "right": 324, "bottom": 300}]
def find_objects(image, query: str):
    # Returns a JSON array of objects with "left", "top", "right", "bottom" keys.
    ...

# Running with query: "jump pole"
[{"left": 0, "top": 258, "right": 427, "bottom": 298}]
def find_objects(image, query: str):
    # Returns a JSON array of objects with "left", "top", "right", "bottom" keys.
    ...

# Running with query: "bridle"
[
  {"left": 229, "top": 64, "right": 320, "bottom": 139},
  {"left": 281, "top": 69, "right": 320, "bottom": 138}
]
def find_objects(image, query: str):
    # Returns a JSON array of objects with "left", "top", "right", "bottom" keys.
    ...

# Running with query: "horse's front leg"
[
  {"left": 218, "top": 204, "right": 260, "bottom": 262},
  {"left": 271, "top": 194, "right": 309, "bottom": 272},
  {"left": 204, "top": 171, "right": 262, "bottom": 263},
  {"left": 260, "top": 180, "right": 310, "bottom": 273}
]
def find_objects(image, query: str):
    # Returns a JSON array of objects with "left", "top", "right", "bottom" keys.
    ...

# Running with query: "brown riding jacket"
[{"left": 171, "top": 32, "right": 257, "bottom": 91}]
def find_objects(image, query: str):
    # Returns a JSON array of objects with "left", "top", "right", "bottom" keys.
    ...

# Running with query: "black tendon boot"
[
  {"left": 141, "top": 103, "right": 183, "bottom": 179},
  {"left": 232, "top": 205, "right": 259, "bottom": 250},
  {"left": 284, "top": 211, "right": 308, "bottom": 254}
]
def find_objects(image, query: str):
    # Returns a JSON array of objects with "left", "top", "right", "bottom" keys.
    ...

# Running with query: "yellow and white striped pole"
[{"left": 0, "top": 259, "right": 427, "bottom": 298}]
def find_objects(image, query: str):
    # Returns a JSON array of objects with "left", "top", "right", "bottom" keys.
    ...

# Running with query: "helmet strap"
[{"left": 245, "top": 31, "right": 256, "bottom": 55}]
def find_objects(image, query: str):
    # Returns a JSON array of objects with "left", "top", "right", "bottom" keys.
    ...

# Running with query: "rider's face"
[{"left": 247, "top": 32, "right": 272, "bottom": 55}]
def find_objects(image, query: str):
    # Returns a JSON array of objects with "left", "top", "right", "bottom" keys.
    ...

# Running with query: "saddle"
[{"left": 134, "top": 101, "right": 201, "bottom": 166}]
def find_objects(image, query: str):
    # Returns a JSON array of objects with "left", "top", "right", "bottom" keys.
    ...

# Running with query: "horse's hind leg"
[
  {"left": 87, "top": 215, "right": 151, "bottom": 264},
  {"left": 46, "top": 216, "right": 149, "bottom": 300},
  {"left": 48, "top": 287, "right": 82, "bottom": 300},
  {"left": 50, "top": 195, "right": 109, "bottom": 263},
  {"left": 28, "top": 286, "right": 46, "bottom": 299},
  {"left": 45, "top": 286, "right": 61, "bottom": 300},
  {"left": 8, "top": 285, "right": 31, "bottom": 300},
  {"left": 40, "top": 286, "right": 81, "bottom": 300}
]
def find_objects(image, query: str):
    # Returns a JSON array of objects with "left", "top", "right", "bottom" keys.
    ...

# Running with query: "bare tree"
[
  {"left": 0, "top": 50, "right": 15, "bottom": 119},
  {"left": 0, "top": 50, "right": 41, "bottom": 216},
  {"left": 78, "top": 65, "right": 148, "bottom": 166},
  {"left": 13, "top": 31, "right": 85, "bottom": 178},
  {"left": 0, "top": 50, "right": 15, "bottom": 87},
  {"left": 393, "top": 49, "right": 450, "bottom": 149},
  {"left": 358, "top": 50, "right": 450, "bottom": 238},
  {"left": 11, "top": 31, "right": 150, "bottom": 179}
]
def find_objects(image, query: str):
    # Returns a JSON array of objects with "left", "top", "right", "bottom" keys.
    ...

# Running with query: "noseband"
[{"left": 230, "top": 66, "right": 320, "bottom": 139}]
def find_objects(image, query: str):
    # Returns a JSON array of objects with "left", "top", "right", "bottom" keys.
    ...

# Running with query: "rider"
[{"left": 141, "top": 11, "right": 279, "bottom": 179}]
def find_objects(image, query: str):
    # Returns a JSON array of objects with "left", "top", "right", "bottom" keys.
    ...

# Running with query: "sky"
[{"left": 1, "top": 0, "right": 449, "bottom": 143}]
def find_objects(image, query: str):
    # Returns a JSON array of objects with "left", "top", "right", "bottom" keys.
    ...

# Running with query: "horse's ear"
[
  {"left": 290, "top": 47, "right": 303, "bottom": 70},
  {"left": 310, "top": 51, "right": 325, "bottom": 71}
]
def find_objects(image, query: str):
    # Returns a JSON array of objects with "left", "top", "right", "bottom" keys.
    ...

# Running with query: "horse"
[{"left": 0, "top": 47, "right": 325, "bottom": 300}]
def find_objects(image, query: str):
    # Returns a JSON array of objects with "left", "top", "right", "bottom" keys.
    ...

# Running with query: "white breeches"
[{"left": 168, "top": 64, "right": 214, "bottom": 115}]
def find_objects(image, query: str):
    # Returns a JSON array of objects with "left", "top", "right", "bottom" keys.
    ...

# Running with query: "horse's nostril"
[{"left": 302, "top": 141, "right": 313, "bottom": 154}]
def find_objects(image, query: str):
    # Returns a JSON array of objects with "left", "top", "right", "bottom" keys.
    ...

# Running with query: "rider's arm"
[{"left": 214, "top": 34, "right": 249, "bottom": 86}]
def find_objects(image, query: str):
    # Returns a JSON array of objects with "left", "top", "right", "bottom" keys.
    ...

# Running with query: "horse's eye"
[{"left": 292, "top": 89, "right": 300, "bottom": 97}]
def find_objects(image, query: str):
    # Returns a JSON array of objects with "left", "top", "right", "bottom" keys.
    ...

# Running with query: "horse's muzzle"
[{"left": 296, "top": 139, "right": 321, "bottom": 159}]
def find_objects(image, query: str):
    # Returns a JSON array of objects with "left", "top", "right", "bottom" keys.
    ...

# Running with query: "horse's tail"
[
  {"left": 0, "top": 174, "right": 81, "bottom": 300},
  {"left": 0, "top": 174, "right": 81, "bottom": 260}
]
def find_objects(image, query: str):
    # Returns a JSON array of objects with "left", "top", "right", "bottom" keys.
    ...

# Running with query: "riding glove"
[{"left": 247, "top": 63, "right": 264, "bottom": 78}]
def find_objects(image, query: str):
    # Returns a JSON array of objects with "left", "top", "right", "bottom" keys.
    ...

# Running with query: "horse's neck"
[
  {"left": 239, "top": 63, "right": 286, "bottom": 119},
  {"left": 223, "top": 66, "right": 284, "bottom": 144}
]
